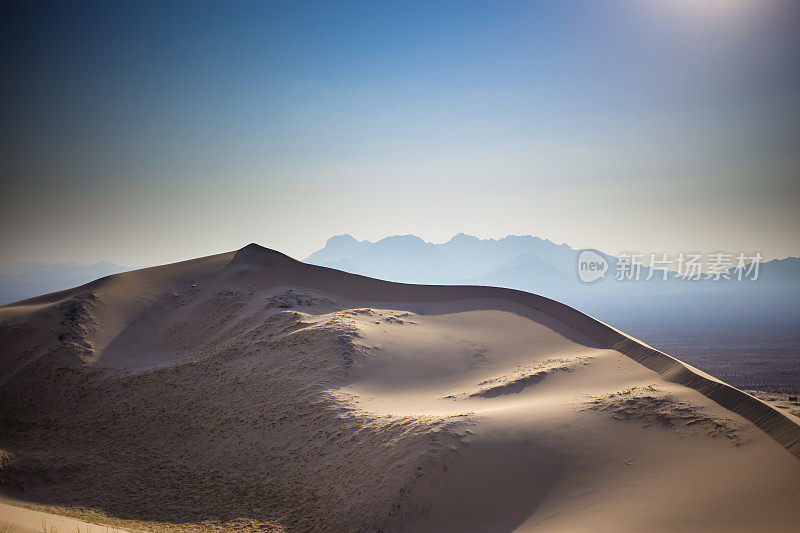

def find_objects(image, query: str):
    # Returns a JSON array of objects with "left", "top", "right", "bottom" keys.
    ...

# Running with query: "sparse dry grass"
[{"left": 0, "top": 294, "right": 467, "bottom": 531}]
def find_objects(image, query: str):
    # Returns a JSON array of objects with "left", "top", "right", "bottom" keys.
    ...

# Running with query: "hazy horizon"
[{"left": 3, "top": 230, "right": 799, "bottom": 272}]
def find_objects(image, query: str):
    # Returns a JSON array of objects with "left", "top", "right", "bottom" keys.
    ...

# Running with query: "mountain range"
[
  {"left": 4, "top": 235, "right": 797, "bottom": 330},
  {"left": 305, "top": 234, "right": 800, "bottom": 329}
]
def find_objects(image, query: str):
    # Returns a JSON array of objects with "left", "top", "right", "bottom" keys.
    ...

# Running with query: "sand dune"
[{"left": 1, "top": 244, "right": 799, "bottom": 532}]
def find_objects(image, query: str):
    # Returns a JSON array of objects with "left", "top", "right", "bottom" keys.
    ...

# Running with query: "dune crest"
[{"left": 1, "top": 244, "right": 799, "bottom": 532}]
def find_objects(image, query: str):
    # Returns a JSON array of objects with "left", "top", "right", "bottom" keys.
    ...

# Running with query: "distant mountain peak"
[
  {"left": 446, "top": 233, "right": 481, "bottom": 244},
  {"left": 305, "top": 234, "right": 372, "bottom": 265},
  {"left": 375, "top": 234, "right": 427, "bottom": 245},
  {"left": 498, "top": 234, "right": 544, "bottom": 243},
  {"left": 326, "top": 234, "right": 361, "bottom": 245}
]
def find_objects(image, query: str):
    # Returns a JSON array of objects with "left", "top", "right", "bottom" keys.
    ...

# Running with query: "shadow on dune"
[{"left": 1, "top": 243, "right": 799, "bottom": 531}]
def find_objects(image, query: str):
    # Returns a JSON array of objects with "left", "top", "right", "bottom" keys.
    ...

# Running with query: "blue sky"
[{"left": 1, "top": 0, "right": 798, "bottom": 264}]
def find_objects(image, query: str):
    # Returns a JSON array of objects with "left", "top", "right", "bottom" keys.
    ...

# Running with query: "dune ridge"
[
  {"left": 1, "top": 243, "right": 799, "bottom": 532},
  {"left": 227, "top": 244, "right": 800, "bottom": 460},
  {"left": 3, "top": 242, "right": 799, "bottom": 458}
]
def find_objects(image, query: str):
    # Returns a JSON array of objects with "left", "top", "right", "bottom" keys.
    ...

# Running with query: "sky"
[{"left": 1, "top": 0, "right": 799, "bottom": 266}]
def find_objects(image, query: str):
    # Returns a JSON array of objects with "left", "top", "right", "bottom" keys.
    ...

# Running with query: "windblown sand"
[{"left": 1, "top": 245, "right": 799, "bottom": 532}]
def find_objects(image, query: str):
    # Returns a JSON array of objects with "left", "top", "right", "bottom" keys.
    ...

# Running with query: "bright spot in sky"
[{"left": 646, "top": 0, "right": 759, "bottom": 25}]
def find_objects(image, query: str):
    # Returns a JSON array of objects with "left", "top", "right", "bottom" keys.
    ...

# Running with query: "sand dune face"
[{"left": 1, "top": 244, "right": 799, "bottom": 532}]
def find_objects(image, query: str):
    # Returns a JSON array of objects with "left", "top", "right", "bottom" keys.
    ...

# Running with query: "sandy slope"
[
  {"left": 0, "top": 499, "right": 141, "bottom": 533},
  {"left": 0, "top": 244, "right": 799, "bottom": 532}
]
